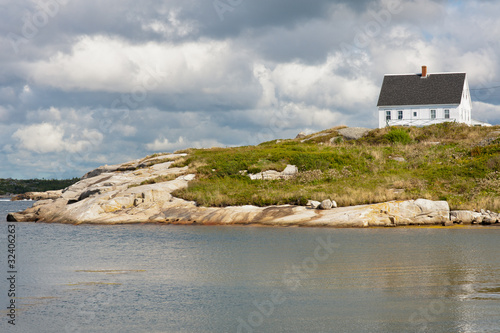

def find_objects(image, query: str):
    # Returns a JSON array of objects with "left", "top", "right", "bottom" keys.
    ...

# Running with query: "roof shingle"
[{"left": 377, "top": 73, "right": 466, "bottom": 107}]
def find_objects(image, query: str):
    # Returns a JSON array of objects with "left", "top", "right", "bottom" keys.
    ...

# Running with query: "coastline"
[{"left": 7, "top": 153, "right": 499, "bottom": 227}]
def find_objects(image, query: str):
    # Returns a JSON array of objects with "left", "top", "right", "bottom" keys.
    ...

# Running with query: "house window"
[
  {"left": 431, "top": 109, "right": 436, "bottom": 119},
  {"left": 444, "top": 109, "right": 450, "bottom": 119},
  {"left": 386, "top": 110, "right": 391, "bottom": 121},
  {"left": 413, "top": 111, "right": 417, "bottom": 117},
  {"left": 398, "top": 111, "right": 403, "bottom": 120}
]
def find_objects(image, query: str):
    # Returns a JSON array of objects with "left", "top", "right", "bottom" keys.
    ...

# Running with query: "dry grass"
[
  {"left": 140, "top": 174, "right": 178, "bottom": 185},
  {"left": 296, "top": 125, "right": 348, "bottom": 144}
]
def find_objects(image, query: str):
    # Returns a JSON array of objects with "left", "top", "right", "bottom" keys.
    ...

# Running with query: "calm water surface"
[{"left": 1, "top": 200, "right": 499, "bottom": 332}]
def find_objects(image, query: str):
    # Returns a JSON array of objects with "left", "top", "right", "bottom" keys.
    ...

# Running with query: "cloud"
[
  {"left": 145, "top": 135, "right": 224, "bottom": 152},
  {"left": 12, "top": 121, "right": 103, "bottom": 154},
  {"left": 472, "top": 101, "right": 500, "bottom": 125},
  {"left": 12, "top": 123, "right": 66, "bottom": 153},
  {"left": 146, "top": 136, "right": 185, "bottom": 151},
  {"left": 26, "top": 34, "right": 261, "bottom": 111},
  {"left": 139, "top": 8, "right": 198, "bottom": 38},
  {"left": 270, "top": 55, "right": 379, "bottom": 109},
  {"left": 0, "top": 106, "right": 9, "bottom": 121},
  {"left": 1, "top": 0, "right": 500, "bottom": 179}
]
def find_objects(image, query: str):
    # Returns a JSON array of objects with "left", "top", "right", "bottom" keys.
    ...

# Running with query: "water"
[{"left": 1, "top": 200, "right": 500, "bottom": 332}]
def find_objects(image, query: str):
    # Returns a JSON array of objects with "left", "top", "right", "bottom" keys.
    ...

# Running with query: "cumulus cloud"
[
  {"left": 12, "top": 121, "right": 103, "bottom": 154},
  {"left": 12, "top": 123, "right": 66, "bottom": 153},
  {"left": 28, "top": 35, "right": 255, "bottom": 93},
  {"left": 1, "top": 0, "right": 500, "bottom": 178}
]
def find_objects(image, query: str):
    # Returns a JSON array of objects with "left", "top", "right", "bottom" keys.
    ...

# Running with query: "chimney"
[{"left": 421, "top": 65, "right": 427, "bottom": 77}]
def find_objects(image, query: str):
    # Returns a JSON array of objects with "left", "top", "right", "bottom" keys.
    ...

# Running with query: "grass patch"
[{"left": 140, "top": 174, "right": 178, "bottom": 185}]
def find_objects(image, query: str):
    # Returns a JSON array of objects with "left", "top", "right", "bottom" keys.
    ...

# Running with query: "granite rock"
[{"left": 7, "top": 156, "right": 463, "bottom": 228}]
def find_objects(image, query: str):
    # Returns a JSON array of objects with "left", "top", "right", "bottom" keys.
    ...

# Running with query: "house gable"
[{"left": 377, "top": 73, "right": 466, "bottom": 107}]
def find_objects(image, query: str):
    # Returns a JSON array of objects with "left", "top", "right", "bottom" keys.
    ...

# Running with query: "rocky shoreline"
[
  {"left": 11, "top": 190, "right": 63, "bottom": 201},
  {"left": 6, "top": 153, "right": 500, "bottom": 227}
]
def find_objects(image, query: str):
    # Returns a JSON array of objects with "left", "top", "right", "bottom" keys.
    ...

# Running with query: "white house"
[{"left": 377, "top": 66, "right": 473, "bottom": 128}]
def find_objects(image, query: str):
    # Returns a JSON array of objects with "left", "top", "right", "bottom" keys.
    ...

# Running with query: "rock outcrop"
[
  {"left": 338, "top": 127, "right": 371, "bottom": 140},
  {"left": 6, "top": 154, "right": 467, "bottom": 227},
  {"left": 450, "top": 209, "right": 500, "bottom": 224},
  {"left": 11, "top": 190, "right": 63, "bottom": 201},
  {"left": 295, "top": 131, "right": 307, "bottom": 139},
  {"left": 248, "top": 164, "right": 298, "bottom": 180},
  {"left": 476, "top": 131, "right": 500, "bottom": 147}
]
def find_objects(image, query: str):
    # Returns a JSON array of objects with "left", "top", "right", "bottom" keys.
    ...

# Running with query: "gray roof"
[{"left": 377, "top": 73, "right": 466, "bottom": 107}]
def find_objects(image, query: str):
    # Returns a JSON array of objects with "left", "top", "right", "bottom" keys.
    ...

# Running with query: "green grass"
[
  {"left": 385, "top": 128, "right": 412, "bottom": 144},
  {"left": 172, "top": 123, "right": 500, "bottom": 211}
]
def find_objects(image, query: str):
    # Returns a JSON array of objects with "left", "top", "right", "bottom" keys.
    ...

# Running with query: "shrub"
[
  {"left": 247, "top": 167, "right": 262, "bottom": 174},
  {"left": 385, "top": 128, "right": 412, "bottom": 144}
]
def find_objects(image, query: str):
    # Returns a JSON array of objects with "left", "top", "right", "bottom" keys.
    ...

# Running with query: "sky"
[{"left": 1, "top": 0, "right": 500, "bottom": 179}]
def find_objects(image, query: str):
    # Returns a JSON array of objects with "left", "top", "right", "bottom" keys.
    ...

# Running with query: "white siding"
[
  {"left": 459, "top": 77, "right": 472, "bottom": 125},
  {"left": 379, "top": 105, "right": 461, "bottom": 128}
]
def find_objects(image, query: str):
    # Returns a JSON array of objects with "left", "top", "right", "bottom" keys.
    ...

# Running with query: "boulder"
[
  {"left": 395, "top": 199, "right": 450, "bottom": 224},
  {"left": 282, "top": 165, "right": 298, "bottom": 176},
  {"left": 491, "top": 212, "right": 500, "bottom": 223},
  {"left": 248, "top": 165, "right": 298, "bottom": 180},
  {"left": 479, "top": 209, "right": 499, "bottom": 224},
  {"left": 182, "top": 174, "right": 196, "bottom": 181},
  {"left": 450, "top": 210, "right": 476, "bottom": 224},
  {"left": 338, "top": 127, "right": 371, "bottom": 140},
  {"left": 7, "top": 212, "right": 37, "bottom": 222},
  {"left": 390, "top": 156, "right": 406, "bottom": 162},
  {"left": 482, "top": 217, "right": 495, "bottom": 225},
  {"left": 319, "top": 199, "right": 333, "bottom": 210},
  {"left": 249, "top": 170, "right": 281, "bottom": 180},
  {"left": 307, "top": 200, "right": 321, "bottom": 209}
]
